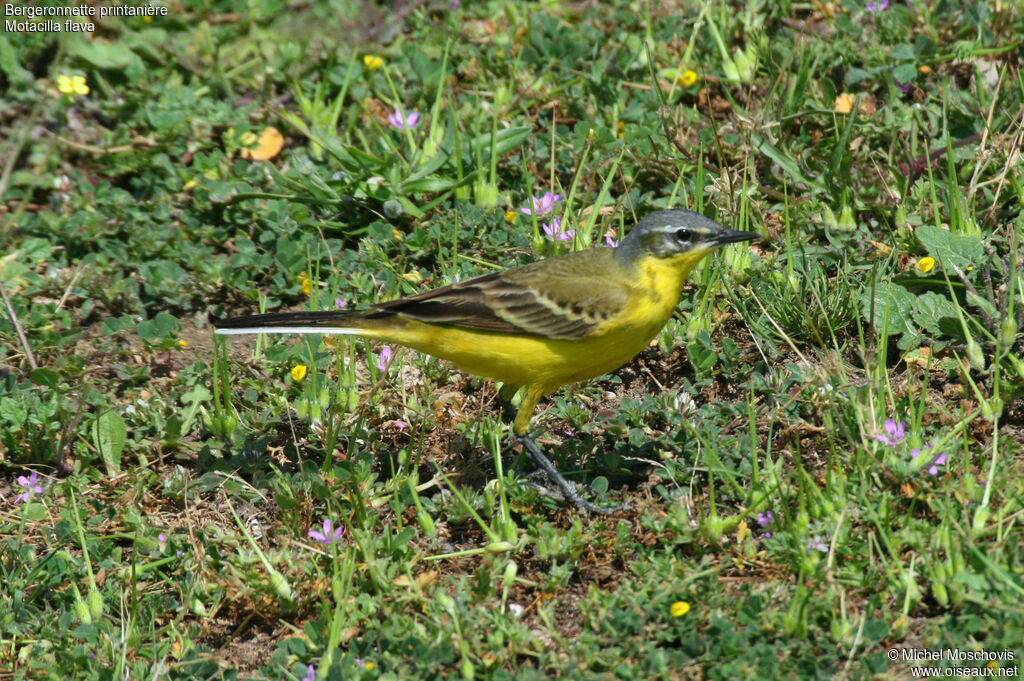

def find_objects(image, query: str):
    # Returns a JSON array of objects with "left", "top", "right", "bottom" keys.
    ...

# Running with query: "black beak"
[{"left": 712, "top": 229, "right": 760, "bottom": 245}]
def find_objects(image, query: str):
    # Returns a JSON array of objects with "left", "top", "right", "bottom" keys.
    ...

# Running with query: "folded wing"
[{"left": 372, "top": 251, "right": 628, "bottom": 339}]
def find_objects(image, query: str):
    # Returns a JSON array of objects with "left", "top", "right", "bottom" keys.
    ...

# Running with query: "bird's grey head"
[{"left": 615, "top": 209, "right": 758, "bottom": 262}]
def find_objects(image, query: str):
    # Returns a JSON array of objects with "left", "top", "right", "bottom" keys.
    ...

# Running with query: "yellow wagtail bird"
[{"left": 215, "top": 209, "right": 757, "bottom": 513}]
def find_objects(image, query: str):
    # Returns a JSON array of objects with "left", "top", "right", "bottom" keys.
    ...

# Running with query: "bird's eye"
[{"left": 674, "top": 228, "right": 692, "bottom": 241}]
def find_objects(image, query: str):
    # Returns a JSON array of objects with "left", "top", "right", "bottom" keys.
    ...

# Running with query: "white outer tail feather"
[{"left": 214, "top": 327, "right": 364, "bottom": 336}]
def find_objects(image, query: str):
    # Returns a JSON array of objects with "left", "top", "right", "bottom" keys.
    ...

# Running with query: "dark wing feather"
[
  {"left": 370, "top": 271, "right": 526, "bottom": 333},
  {"left": 370, "top": 250, "right": 629, "bottom": 339}
]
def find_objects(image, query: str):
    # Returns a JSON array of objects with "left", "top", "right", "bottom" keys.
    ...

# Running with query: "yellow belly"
[{"left": 396, "top": 320, "right": 657, "bottom": 392}]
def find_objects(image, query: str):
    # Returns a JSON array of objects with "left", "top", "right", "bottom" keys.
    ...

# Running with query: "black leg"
[
  {"left": 497, "top": 383, "right": 519, "bottom": 422},
  {"left": 498, "top": 397, "right": 518, "bottom": 423},
  {"left": 517, "top": 434, "right": 627, "bottom": 514}
]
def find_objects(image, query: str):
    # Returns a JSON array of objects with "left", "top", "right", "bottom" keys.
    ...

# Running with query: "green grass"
[{"left": 2, "top": 1, "right": 1023, "bottom": 679}]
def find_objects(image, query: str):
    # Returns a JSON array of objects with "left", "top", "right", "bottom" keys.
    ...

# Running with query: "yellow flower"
[
  {"left": 916, "top": 257, "right": 936, "bottom": 273},
  {"left": 363, "top": 55, "right": 384, "bottom": 71},
  {"left": 670, "top": 600, "right": 690, "bottom": 617},
  {"left": 616, "top": 120, "right": 625, "bottom": 138},
  {"left": 834, "top": 93, "right": 855, "bottom": 114},
  {"left": 504, "top": 210, "right": 517, "bottom": 224},
  {"left": 677, "top": 69, "right": 698, "bottom": 87},
  {"left": 364, "top": 661, "right": 376, "bottom": 671},
  {"left": 176, "top": 339, "right": 189, "bottom": 348},
  {"left": 290, "top": 365, "right": 308, "bottom": 381},
  {"left": 918, "top": 64, "right": 932, "bottom": 74},
  {"left": 298, "top": 272, "right": 312, "bottom": 296},
  {"left": 239, "top": 126, "right": 284, "bottom": 161},
  {"left": 57, "top": 74, "right": 90, "bottom": 96}
]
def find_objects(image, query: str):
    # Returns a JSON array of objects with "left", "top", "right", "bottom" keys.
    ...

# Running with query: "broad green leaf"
[
  {"left": 0, "top": 397, "right": 28, "bottom": 428},
  {"left": 206, "top": 180, "right": 240, "bottom": 204},
  {"left": 20, "top": 238, "right": 53, "bottom": 262},
  {"left": 92, "top": 411, "right": 127, "bottom": 475},
  {"left": 893, "top": 63, "right": 918, "bottom": 84},
  {"left": 0, "top": 36, "right": 32, "bottom": 86},
  {"left": 910, "top": 291, "right": 960, "bottom": 334},
  {"left": 843, "top": 67, "right": 873, "bottom": 86},
  {"left": 861, "top": 281, "right": 916, "bottom": 337},
  {"left": 0, "top": 237, "right": 51, "bottom": 283},
  {"left": 687, "top": 342, "right": 718, "bottom": 371},
  {"left": 137, "top": 312, "right": 181, "bottom": 343},
  {"left": 891, "top": 44, "right": 916, "bottom": 60},
  {"left": 68, "top": 39, "right": 136, "bottom": 69},
  {"left": 181, "top": 385, "right": 212, "bottom": 405},
  {"left": 179, "top": 385, "right": 212, "bottom": 439},
  {"left": 915, "top": 225, "right": 984, "bottom": 272},
  {"left": 139, "top": 260, "right": 188, "bottom": 290},
  {"left": 0, "top": 258, "right": 29, "bottom": 284},
  {"left": 22, "top": 502, "right": 47, "bottom": 521},
  {"left": 966, "top": 290, "right": 999, "bottom": 320},
  {"left": 102, "top": 315, "right": 135, "bottom": 334},
  {"left": 30, "top": 368, "right": 60, "bottom": 389}
]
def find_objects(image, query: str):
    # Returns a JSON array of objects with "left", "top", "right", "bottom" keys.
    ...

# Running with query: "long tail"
[{"left": 214, "top": 309, "right": 392, "bottom": 336}]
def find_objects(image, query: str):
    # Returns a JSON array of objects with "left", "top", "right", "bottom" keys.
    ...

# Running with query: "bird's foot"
[{"left": 516, "top": 435, "right": 628, "bottom": 515}]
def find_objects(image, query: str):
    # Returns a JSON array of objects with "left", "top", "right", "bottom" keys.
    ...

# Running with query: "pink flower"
[
  {"left": 520, "top": 191, "right": 562, "bottom": 216},
  {"left": 542, "top": 218, "right": 575, "bottom": 242},
  {"left": 376, "top": 346, "right": 394, "bottom": 371},
  {"left": 927, "top": 453, "right": 948, "bottom": 477},
  {"left": 308, "top": 518, "right": 346, "bottom": 545},
  {"left": 388, "top": 109, "right": 420, "bottom": 129},
  {"left": 875, "top": 418, "right": 906, "bottom": 446},
  {"left": 15, "top": 472, "right": 43, "bottom": 503}
]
